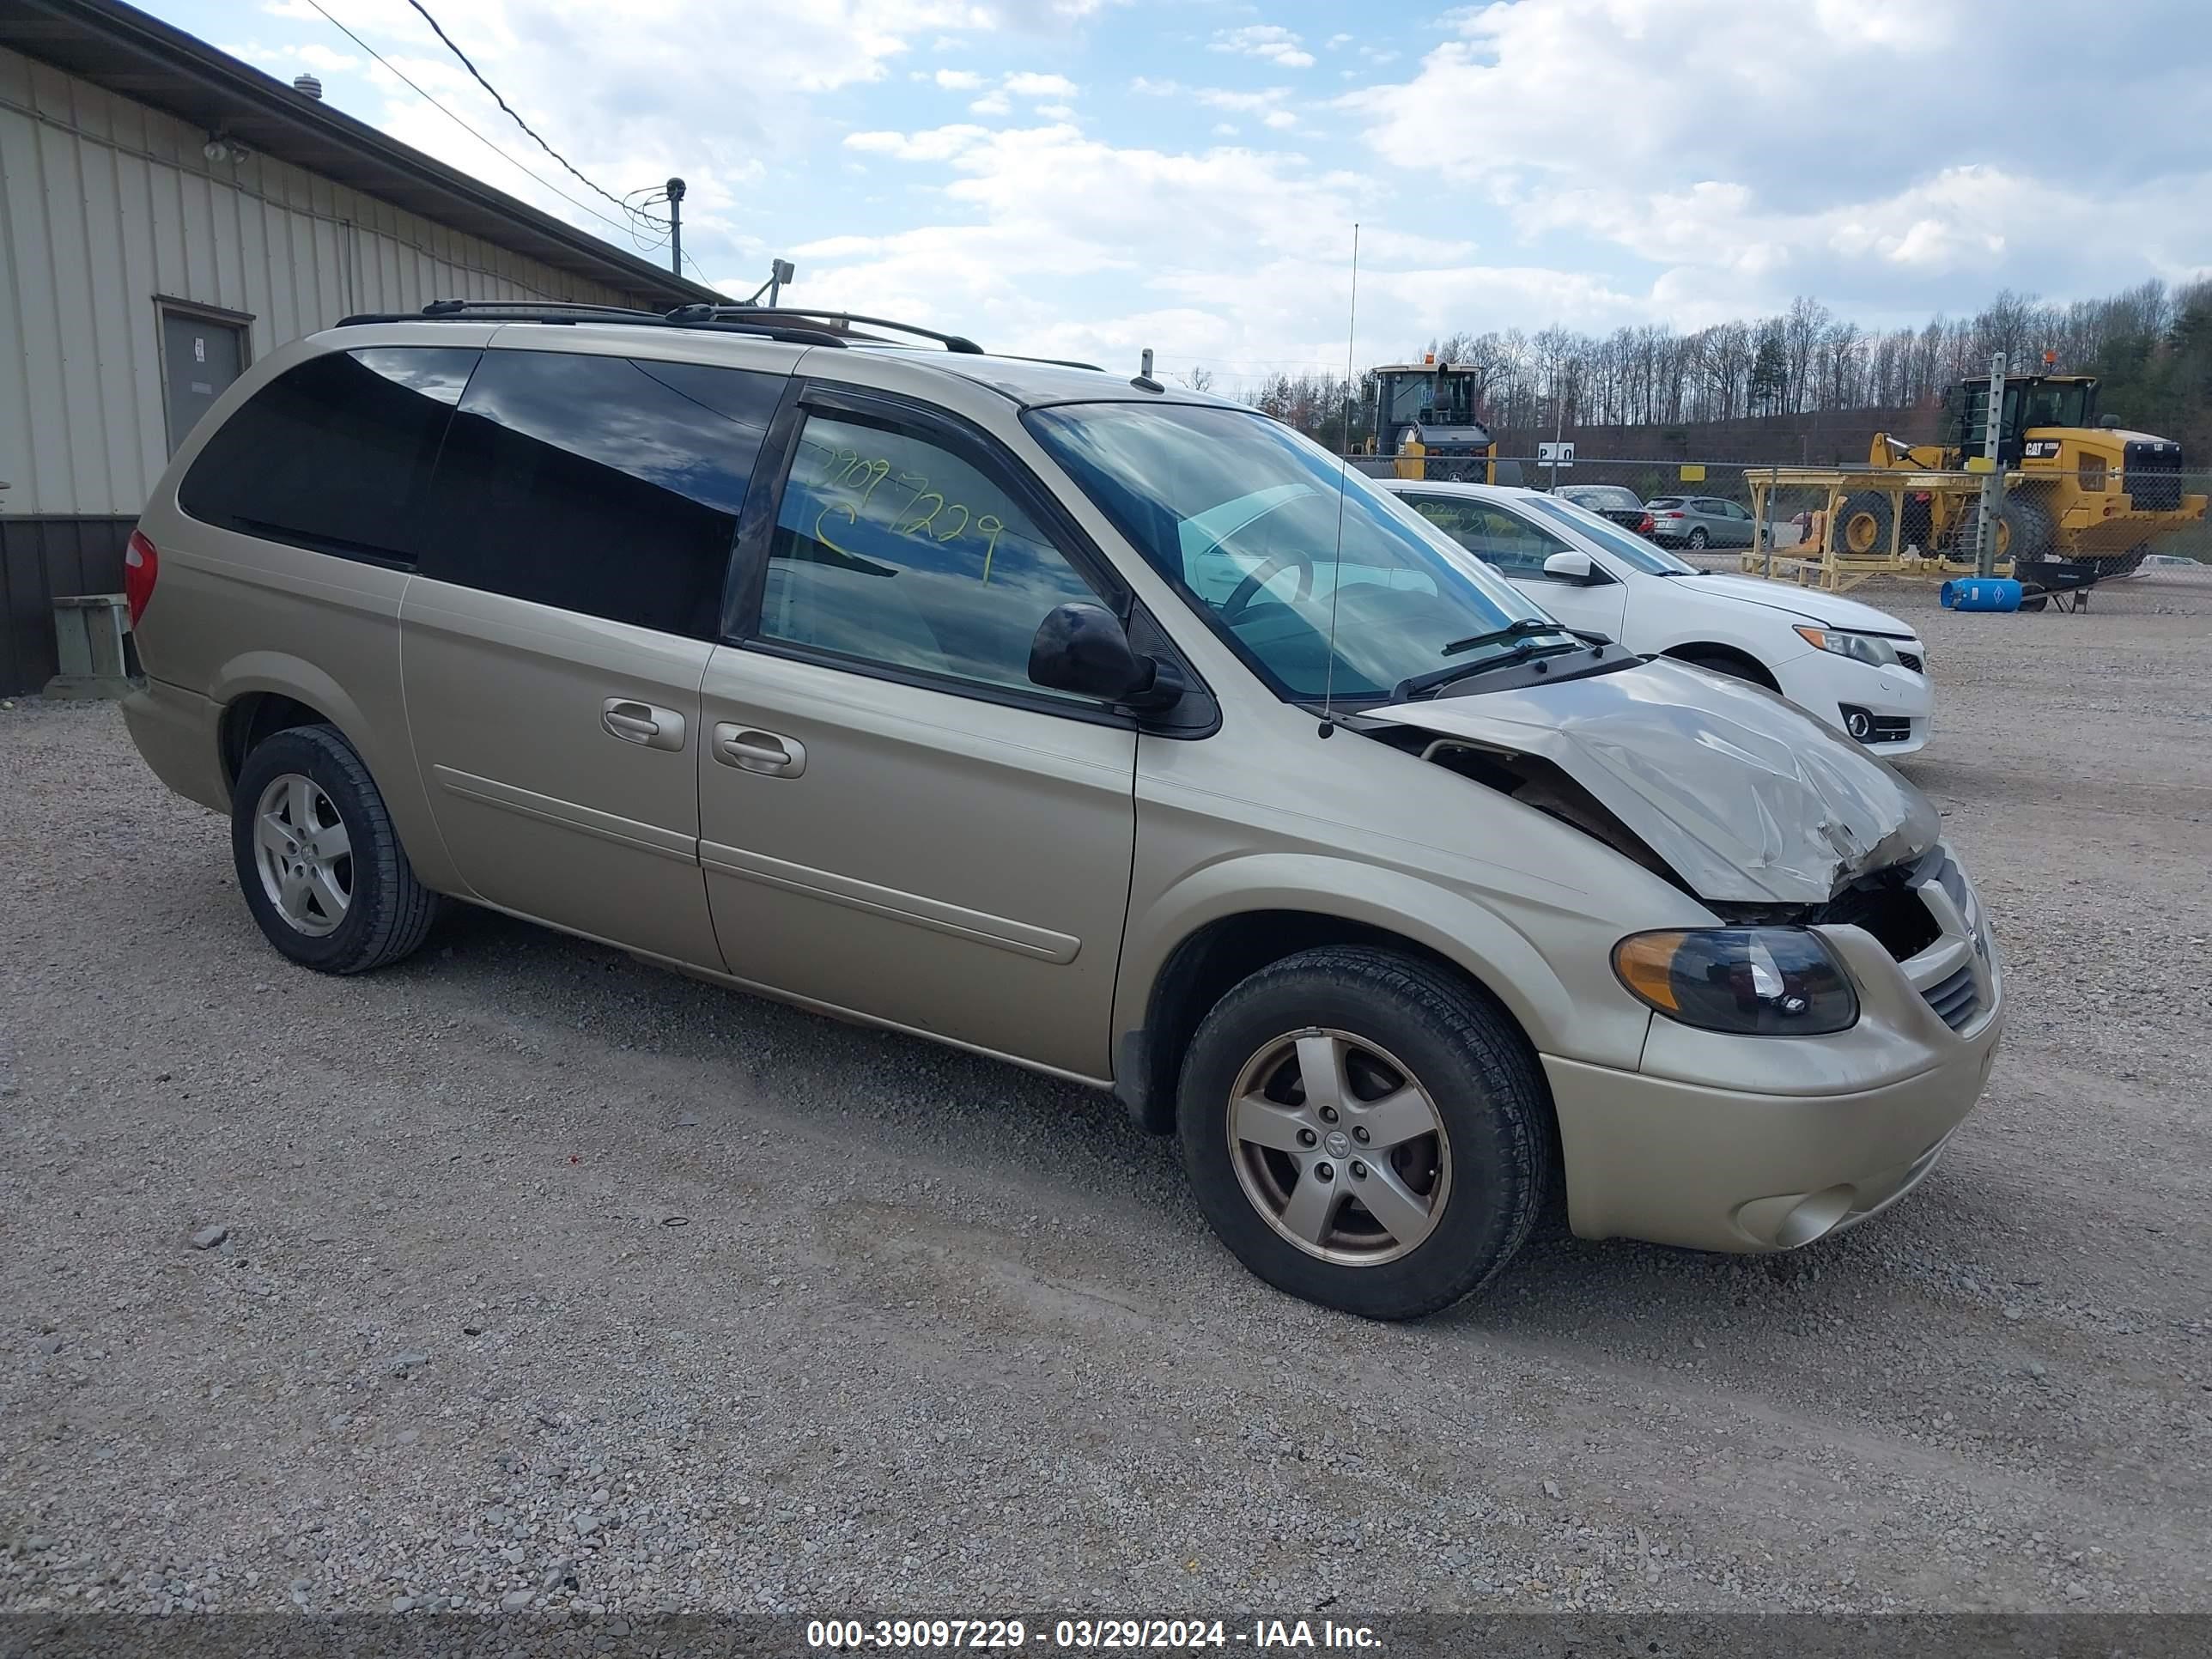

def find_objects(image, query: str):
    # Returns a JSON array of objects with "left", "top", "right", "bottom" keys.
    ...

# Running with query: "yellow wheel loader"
[
  {"left": 1843, "top": 373, "right": 2205, "bottom": 577},
  {"left": 1352, "top": 357, "right": 1518, "bottom": 484}
]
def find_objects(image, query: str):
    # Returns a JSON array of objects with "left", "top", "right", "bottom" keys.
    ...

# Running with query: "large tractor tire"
[
  {"left": 1991, "top": 495, "right": 2057, "bottom": 573},
  {"left": 1835, "top": 491, "right": 1894, "bottom": 556},
  {"left": 2086, "top": 543, "right": 2153, "bottom": 580}
]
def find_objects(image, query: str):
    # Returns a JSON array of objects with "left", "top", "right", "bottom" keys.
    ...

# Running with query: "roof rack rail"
[
  {"left": 332, "top": 298, "right": 850, "bottom": 348},
  {"left": 999, "top": 353, "right": 1107, "bottom": 372},
  {"left": 668, "top": 305, "right": 984, "bottom": 356}
]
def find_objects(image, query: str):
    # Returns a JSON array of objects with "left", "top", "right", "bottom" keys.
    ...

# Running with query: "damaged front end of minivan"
[
  {"left": 1359, "top": 653, "right": 2001, "bottom": 1254},
  {"left": 1361, "top": 655, "right": 1940, "bottom": 910}
]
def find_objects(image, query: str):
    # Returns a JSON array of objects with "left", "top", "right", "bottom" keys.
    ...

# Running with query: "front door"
[
  {"left": 698, "top": 392, "right": 1138, "bottom": 1079},
  {"left": 1401, "top": 493, "right": 1629, "bottom": 641},
  {"left": 400, "top": 345, "right": 792, "bottom": 968}
]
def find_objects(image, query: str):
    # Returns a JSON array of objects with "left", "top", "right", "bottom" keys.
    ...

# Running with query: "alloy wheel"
[
  {"left": 1225, "top": 1028, "right": 1452, "bottom": 1266},
  {"left": 252, "top": 773, "right": 352, "bottom": 937}
]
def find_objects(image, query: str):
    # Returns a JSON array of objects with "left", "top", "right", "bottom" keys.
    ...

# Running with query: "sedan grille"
[{"left": 1922, "top": 963, "right": 1981, "bottom": 1031}]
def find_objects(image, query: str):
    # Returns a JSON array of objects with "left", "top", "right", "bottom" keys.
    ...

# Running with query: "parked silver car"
[{"left": 1646, "top": 495, "right": 1757, "bottom": 550}]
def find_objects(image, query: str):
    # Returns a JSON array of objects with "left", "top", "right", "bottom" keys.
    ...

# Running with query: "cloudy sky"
[{"left": 154, "top": 0, "right": 2212, "bottom": 390}]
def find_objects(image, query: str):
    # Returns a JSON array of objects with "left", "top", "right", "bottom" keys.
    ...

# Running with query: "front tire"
[
  {"left": 1176, "top": 947, "right": 1553, "bottom": 1320},
  {"left": 230, "top": 724, "right": 439, "bottom": 974}
]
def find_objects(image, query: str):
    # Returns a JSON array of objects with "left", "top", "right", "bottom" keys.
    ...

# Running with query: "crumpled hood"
[{"left": 1365, "top": 657, "right": 1940, "bottom": 904}]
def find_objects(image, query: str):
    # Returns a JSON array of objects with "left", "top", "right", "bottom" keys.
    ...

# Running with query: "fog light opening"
[{"left": 1774, "top": 1184, "right": 1858, "bottom": 1249}]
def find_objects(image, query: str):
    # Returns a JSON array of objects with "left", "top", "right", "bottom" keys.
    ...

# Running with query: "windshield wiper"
[
  {"left": 1438, "top": 617, "right": 1572, "bottom": 657},
  {"left": 1391, "top": 629, "right": 1592, "bottom": 702}
]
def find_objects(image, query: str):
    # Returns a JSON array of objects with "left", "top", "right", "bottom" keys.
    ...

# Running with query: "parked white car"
[{"left": 1382, "top": 480, "right": 1932, "bottom": 755}]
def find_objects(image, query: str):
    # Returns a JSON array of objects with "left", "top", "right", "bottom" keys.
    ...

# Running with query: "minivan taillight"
[{"left": 124, "top": 530, "right": 159, "bottom": 629}]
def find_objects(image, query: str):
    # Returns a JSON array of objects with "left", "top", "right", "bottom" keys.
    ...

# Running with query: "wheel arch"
[
  {"left": 1662, "top": 641, "right": 1781, "bottom": 691},
  {"left": 211, "top": 653, "right": 377, "bottom": 796},
  {"left": 1113, "top": 882, "right": 1572, "bottom": 1138},
  {"left": 209, "top": 651, "right": 465, "bottom": 896}
]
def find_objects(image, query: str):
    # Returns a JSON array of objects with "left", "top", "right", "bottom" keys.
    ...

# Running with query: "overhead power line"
[
  {"left": 302, "top": 0, "right": 655, "bottom": 242},
  {"left": 400, "top": 0, "right": 660, "bottom": 228}
]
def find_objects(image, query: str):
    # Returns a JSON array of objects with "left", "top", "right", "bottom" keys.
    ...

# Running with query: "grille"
[
  {"left": 2123, "top": 441, "right": 2183, "bottom": 511},
  {"left": 1923, "top": 963, "right": 1981, "bottom": 1031},
  {"left": 1820, "top": 874, "right": 1942, "bottom": 962},
  {"left": 1896, "top": 650, "right": 1923, "bottom": 675}
]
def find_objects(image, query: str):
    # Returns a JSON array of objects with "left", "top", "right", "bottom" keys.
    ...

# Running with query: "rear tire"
[
  {"left": 1686, "top": 527, "right": 1710, "bottom": 550},
  {"left": 230, "top": 725, "right": 439, "bottom": 975},
  {"left": 1176, "top": 946, "right": 1552, "bottom": 1320}
]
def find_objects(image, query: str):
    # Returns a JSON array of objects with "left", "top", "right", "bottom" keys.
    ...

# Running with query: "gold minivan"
[{"left": 119, "top": 304, "right": 2003, "bottom": 1318}]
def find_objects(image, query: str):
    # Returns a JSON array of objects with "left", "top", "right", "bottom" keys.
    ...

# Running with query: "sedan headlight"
[
  {"left": 1794, "top": 625, "right": 1900, "bottom": 669},
  {"left": 1613, "top": 928, "right": 1859, "bottom": 1036}
]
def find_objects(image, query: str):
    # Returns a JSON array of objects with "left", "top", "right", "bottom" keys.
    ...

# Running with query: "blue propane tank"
[{"left": 1941, "top": 577, "right": 2023, "bottom": 612}]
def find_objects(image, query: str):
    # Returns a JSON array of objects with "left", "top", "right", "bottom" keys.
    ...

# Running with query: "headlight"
[
  {"left": 1794, "top": 625, "right": 1900, "bottom": 669},
  {"left": 1612, "top": 928, "right": 1859, "bottom": 1036}
]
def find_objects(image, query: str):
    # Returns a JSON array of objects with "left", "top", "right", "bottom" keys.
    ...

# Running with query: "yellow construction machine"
[
  {"left": 1355, "top": 356, "right": 1516, "bottom": 484},
  {"left": 1838, "top": 371, "right": 2204, "bottom": 577}
]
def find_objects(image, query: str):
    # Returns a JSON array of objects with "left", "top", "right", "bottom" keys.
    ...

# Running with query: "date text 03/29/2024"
[{"left": 805, "top": 1618, "right": 1383, "bottom": 1650}]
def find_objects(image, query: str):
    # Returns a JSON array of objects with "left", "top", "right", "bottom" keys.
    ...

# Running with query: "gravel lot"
[{"left": 3, "top": 568, "right": 2209, "bottom": 1620}]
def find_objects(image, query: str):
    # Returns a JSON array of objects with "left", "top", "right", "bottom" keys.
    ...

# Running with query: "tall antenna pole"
[
  {"left": 665, "top": 177, "right": 685, "bottom": 277},
  {"left": 1318, "top": 222, "right": 1359, "bottom": 738}
]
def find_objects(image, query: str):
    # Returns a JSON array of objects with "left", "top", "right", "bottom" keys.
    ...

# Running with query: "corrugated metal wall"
[
  {"left": 0, "top": 514, "right": 130, "bottom": 694},
  {"left": 0, "top": 43, "right": 638, "bottom": 520}
]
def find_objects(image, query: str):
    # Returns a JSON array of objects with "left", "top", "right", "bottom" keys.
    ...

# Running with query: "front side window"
[
  {"left": 1407, "top": 496, "right": 1572, "bottom": 578},
  {"left": 757, "top": 412, "right": 1106, "bottom": 699},
  {"left": 1027, "top": 403, "right": 1555, "bottom": 705},
  {"left": 419, "top": 351, "right": 782, "bottom": 639},
  {"left": 1524, "top": 495, "right": 1697, "bottom": 574},
  {"left": 178, "top": 346, "right": 477, "bottom": 567}
]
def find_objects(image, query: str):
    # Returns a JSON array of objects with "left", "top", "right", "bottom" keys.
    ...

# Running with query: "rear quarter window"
[{"left": 177, "top": 347, "right": 479, "bottom": 567}]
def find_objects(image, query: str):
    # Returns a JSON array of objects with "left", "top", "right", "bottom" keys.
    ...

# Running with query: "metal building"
[{"left": 0, "top": 0, "right": 719, "bottom": 694}]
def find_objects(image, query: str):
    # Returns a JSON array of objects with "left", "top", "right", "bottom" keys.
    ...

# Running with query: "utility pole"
[
  {"left": 665, "top": 177, "right": 685, "bottom": 278},
  {"left": 1975, "top": 349, "right": 2007, "bottom": 579},
  {"left": 1550, "top": 374, "right": 1567, "bottom": 491}
]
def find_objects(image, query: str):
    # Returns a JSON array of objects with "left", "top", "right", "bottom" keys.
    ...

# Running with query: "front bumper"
[
  {"left": 1546, "top": 861, "right": 2003, "bottom": 1253},
  {"left": 1777, "top": 645, "right": 1932, "bottom": 757}
]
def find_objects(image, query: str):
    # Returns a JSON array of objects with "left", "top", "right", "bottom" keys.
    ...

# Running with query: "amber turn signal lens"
[{"left": 1611, "top": 932, "right": 1685, "bottom": 1012}]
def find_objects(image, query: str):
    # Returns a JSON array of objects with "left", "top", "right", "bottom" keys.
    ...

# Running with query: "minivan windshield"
[
  {"left": 1026, "top": 403, "right": 1564, "bottom": 703},
  {"left": 1525, "top": 495, "right": 1699, "bottom": 575}
]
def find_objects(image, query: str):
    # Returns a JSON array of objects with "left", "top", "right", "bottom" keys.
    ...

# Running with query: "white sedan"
[{"left": 1382, "top": 480, "right": 1932, "bottom": 756}]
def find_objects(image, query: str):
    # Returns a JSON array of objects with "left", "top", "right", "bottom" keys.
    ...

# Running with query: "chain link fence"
[{"left": 1361, "top": 454, "right": 2212, "bottom": 565}]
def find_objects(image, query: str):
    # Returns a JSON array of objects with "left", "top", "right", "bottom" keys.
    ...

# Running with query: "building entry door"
[{"left": 160, "top": 307, "right": 248, "bottom": 453}]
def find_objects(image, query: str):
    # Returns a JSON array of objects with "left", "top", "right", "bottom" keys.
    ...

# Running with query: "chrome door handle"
[
  {"left": 602, "top": 698, "right": 686, "bottom": 752},
  {"left": 714, "top": 723, "right": 805, "bottom": 777}
]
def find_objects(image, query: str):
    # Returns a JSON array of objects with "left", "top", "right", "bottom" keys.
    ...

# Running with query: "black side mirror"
[{"left": 1029, "top": 603, "right": 1187, "bottom": 711}]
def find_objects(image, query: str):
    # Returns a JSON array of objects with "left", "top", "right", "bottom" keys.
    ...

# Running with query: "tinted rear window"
[
  {"left": 418, "top": 351, "right": 784, "bottom": 640},
  {"left": 1646, "top": 496, "right": 1684, "bottom": 508},
  {"left": 178, "top": 347, "right": 478, "bottom": 567}
]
